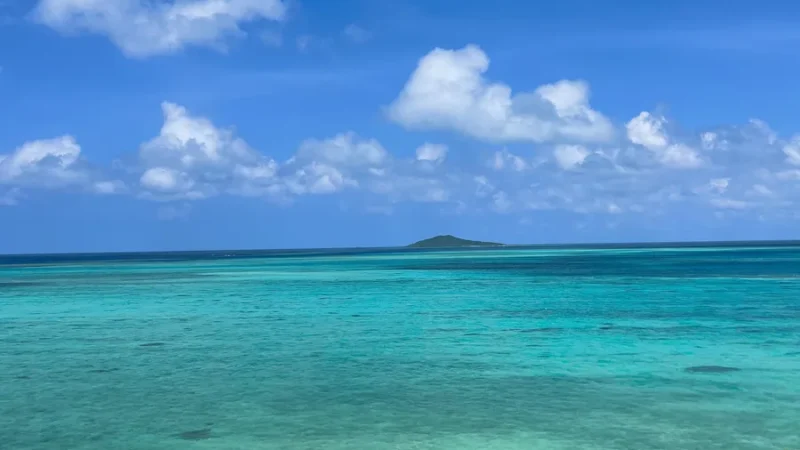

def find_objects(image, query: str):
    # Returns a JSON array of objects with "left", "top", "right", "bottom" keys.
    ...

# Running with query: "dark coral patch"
[
  {"left": 177, "top": 429, "right": 212, "bottom": 441},
  {"left": 685, "top": 365, "right": 741, "bottom": 373}
]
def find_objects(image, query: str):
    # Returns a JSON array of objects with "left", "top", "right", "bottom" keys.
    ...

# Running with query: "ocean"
[{"left": 1, "top": 244, "right": 799, "bottom": 449}]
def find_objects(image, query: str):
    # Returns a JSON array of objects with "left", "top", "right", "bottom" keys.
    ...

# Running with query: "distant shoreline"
[{"left": 2, "top": 239, "right": 800, "bottom": 260}]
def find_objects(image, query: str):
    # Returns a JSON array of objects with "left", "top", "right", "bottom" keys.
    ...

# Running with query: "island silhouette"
[{"left": 408, "top": 235, "right": 503, "bottom": 248}]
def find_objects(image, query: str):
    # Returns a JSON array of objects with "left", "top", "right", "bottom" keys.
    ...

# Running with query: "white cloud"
[
  {"left": 0, "top": 135, "right": 126, "bottom": 202},
  {"left": 284, "top": 162, "right": 356, "bottom": 195},
  {"left": 490, "top": 149, "right": 527, "bottom": 171},
  {"left": 748, "top": 184, "right": 773, "bottom": 197},
  {"left": 783, "top": 137, "right": 800, "bottom": 166},
  {"left": 660, "top": 144, "right": 703, "bottom": 168},
  {"left": 294, "top": 132, "right": 388, "bottom": 168},
  {"left": 553, "top": 144, "right": 589, "bottom": 170},
  {"left": 0, "top": 135, "right": 87, "bottom": 186},
  {"left": 92, "top": 180, "right": 126, "bottom": 194},
  {"left": 416, "top": 143, "right": 448, "bottom": 164},
  {"left": 626, "top": 112, "right": 669, "bottom": 150},
  {"left": 387, "top": 45, "right": 613, "bottom": 143},
  {"left": 137, "top": 102, "right": 280, "bottom": 199},
  {"left": 775, "top": 169, "right": 800, "bottom": 181},
  {"left": 132, "top": 103, "right": 460, "bottom": 205},
  {"left": 710, "top": 198, "right": 751, "bottom": 210},
  {"left": 33, "top": 0, "right": 287, "bottom": 58},
  {"left": 709, "top": 178, "right": 730, "bottom": 194},
  {"left": 140, "top": 167, "right": 195, "bottom": 193},
  {"left": 8, "top": 63, "right": 800, "bottom": 219},
  {"left": 625, "top": 111, "right": 703, "bottom": 168},
  {"left": 700, "top": 131, "right": 718, "bottom": 150}
]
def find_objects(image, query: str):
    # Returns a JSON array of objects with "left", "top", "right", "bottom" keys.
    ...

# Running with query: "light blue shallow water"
[{"left": 1, "top": 245, "right": 799, "bottom": 449}]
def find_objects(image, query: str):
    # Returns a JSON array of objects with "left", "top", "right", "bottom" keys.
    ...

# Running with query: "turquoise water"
[{"left": 1, "top": 245, "right": 799, "bottom": 449}]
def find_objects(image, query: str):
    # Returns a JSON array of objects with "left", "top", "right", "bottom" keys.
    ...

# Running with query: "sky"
[{"left": 2, "top": 0, "right": 800, "bottom": 253}]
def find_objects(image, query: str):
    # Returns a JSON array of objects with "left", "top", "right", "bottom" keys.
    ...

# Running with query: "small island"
[{"left": 408, "top": 235, "right": 503, "bottom": 248}]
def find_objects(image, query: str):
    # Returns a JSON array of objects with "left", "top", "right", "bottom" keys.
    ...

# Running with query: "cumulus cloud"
[
  {"left": 415, "top": 143, "right": 448, "bottom": 164},
  {"left": 625, "top": 112, "right": 703, "bottom": 169},
  {"left": 0, "top": 136, "right": 83, "bottom": 186},
  {"left": 783, "top": 137, "right": 800, "bottom": 166},
  {"left": 128, "top": 103, "right": 458, "bottom": 205},
  {"left": 387, "top": 45, "right": 613, "bottom": 143},
  {"left": 92, "top": 180, "right": 126, "bottom": 194},
  {"left": 136, "top": 102, "right": 280, "bottom": 199},
  {"left": 33, "top": 0, "right": 287, "bottom": 57},
  {"left": 710, "top": 198, "right": 751, "bottom": 210},
  {"left": 293, "top": 132, "right": 388, "bottom": 168},
  {"left": 0, "top": 135, "right": 123, "bottom": 202},
  {"left": 120, "top": 99, "right": 800, "bottom": 218},
  {"left": 553, "top": 144, "right": 589, "bottom": 170},
  {"left": 490, "top": 149, "right": 527, "bottom": 171},
  {"left": 9, "top": 35, "right": 800, "bottom": 221}
]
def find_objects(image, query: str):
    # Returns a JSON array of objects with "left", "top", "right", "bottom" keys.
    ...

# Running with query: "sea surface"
[{"left": 1, "top": 244, "right": 799, "bottom": 449}]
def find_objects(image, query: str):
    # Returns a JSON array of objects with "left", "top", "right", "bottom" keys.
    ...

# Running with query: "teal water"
[{"left": 1, "top": 245, "right": 799, "bottom": 449}]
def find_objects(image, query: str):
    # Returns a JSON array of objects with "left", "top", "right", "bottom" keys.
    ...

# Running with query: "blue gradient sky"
[{"left": 2, "top": 0, "right": 800, "bottom": 253}]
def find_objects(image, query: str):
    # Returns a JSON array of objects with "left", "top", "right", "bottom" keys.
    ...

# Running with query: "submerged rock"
[
  {"left": 177, "top": 428, "right": 212, "bottom": 441},
  {"left": 684, "top": 365, "right": 741, "bottom": 373}
]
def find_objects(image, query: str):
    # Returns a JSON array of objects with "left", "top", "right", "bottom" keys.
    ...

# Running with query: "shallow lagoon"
[{"left": 2, "top": 245, "right": 799, "bottom": 449}]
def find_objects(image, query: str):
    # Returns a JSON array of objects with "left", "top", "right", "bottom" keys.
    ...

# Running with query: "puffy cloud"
[
  {"left": 710, "top": 198, "right": 751, "bottom": 210},
  {"left": 387, "top": 45, "right": 613, "bottom": 143},
  {"left": 0, "top": 135, "right": 123, "bottom": 203},
  {"left": 607, "top": 203, "right": 622, "bottom": 214},
  {"left": 415, "top": 143, "right": 448, "bottom": 164},
  {"left": 783, "top": 137, "right": 800, "bottom": 166},
  {"left": 747, "top": 184, "right": 773, "bottom": 197},
  {"left": 9, "top": 41, "right": 800, "bottom": 221},
  {"left": 0, "top": 136, "right": 83, "bottom": 186},
  {"left": 553, "top": 144, "right": 589, "bottom": 170},
  {"left": 136, "top": 102, "right": 280, "bottom": 199},
  {"left": 708, "top": 178, "right": 730, "bottom": 194},
  {"left": 659, "top": 144, "right": 703, "bottom": 169},
  {"left": 625, "top": 112, "right": 703, "bottom": 169},
  {"left": 140, "top": 167, "right": 195, "bottom": 193},
  {"left": 490, "top": 149, "right": 527, "bottom": 171},
  {"left": 294, "top": 132, "right": 388, "bottom": 168},
  {"left": 33, "top": 0, "right": 287, "bottom": 58},
  {"left": 284, "top": 162, "right": 356, "bottom": 195},
  {"left": 129, "top": 103, "right": 458, "bottom": 205},
  {"left": 283, "top": 133, "right": 393, "bottom": 196},
  {"left": 92, "top": 180, "right": 126, "bottom": 194},
  {"left": 626, "top": 112, "right": 669, "bottom": 150}
]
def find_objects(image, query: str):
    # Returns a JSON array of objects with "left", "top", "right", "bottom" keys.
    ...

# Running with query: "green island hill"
[{"left": 407, "top": 235, "right": 504, "bottom": 248}]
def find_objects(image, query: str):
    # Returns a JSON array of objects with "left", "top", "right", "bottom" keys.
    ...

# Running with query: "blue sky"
[{"left": 2, "top": 0, "right": 800, "bottom": 253}]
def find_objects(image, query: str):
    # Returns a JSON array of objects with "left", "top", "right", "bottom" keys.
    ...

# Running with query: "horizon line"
[{"left": 2, "top": 238, "right": 800, "bottom": 258}]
